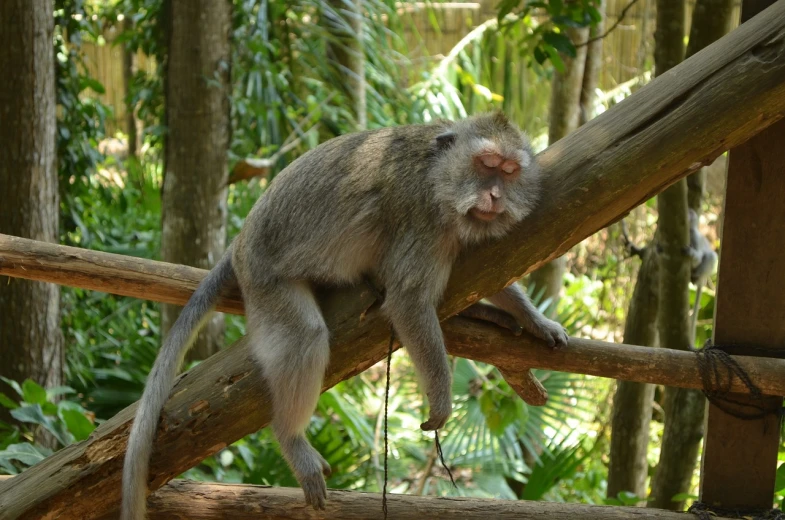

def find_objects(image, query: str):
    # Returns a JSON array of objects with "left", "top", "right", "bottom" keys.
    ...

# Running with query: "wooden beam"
[
  {"left": 0, "top": 476, "right": 735, "bottom": 520},
  {"left": 2, "top": 4, "right": 785, "bottom": 518},
  {"left": 698, "top": 1, "right": 785, "bottom": 510},
  {"left": 142, "top": 480, "right": 738, "bottom": 520}
]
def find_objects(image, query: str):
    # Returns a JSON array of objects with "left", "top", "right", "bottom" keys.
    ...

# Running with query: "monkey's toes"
[{"left": 301, "top": 473, "right": 328, "bottom": 510}]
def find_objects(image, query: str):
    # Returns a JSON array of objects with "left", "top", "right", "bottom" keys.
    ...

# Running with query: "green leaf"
[
  {"left": 0, "top": 377, "right": 22, "bottom": 398},
  {"left": 60, "top": 409, "right": 95, "bottom": 441},
  {"left": 774, "top": 462, "right": 785, "bottom": 493},
  {"left": 543, "top": 31, "right": 577, "bottom": 57},
  {"left": 497, "top": 0, "right": 521, "bottom": 20},
  {"left": 21, "top": 380, "right": 47, "bottom": 405},
  {"left": 534, "top": 46, "right": 548, "bottom": 65},
  {"left": 546, "top": 46, "right": 567, "bottom": 73},
  {"left": 617, "top": 490, "right": 641, "bottom": 506},
  {"left": 0, "top": 393, "right": 19, "bottom": 410},
  {"left": 11, "top": 405, "right": 71, "bottom": 446},
  {"left": 0, "top": 443, "right": 48, "bottom": 467},
  {"left": 47, "top": 386, "right": 77, "bottom": 399},
  {"left": 587, "top": 6, "right": 603, "bottom": 23},
  {"left": 671, "top": 492, "right": 699, "bottom": 502}
]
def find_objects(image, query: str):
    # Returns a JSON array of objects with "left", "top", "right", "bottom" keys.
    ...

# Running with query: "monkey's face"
[{"left": 433, "top": 119, "right": 541, "bottom": 244}]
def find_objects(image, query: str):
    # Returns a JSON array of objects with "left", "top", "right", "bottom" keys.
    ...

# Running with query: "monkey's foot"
[
  {"left": 528, "top": 318, "right": 569, "bottom": 349},
  {"left": 300, "top": 471, "right": 328, "bottom": 510}
]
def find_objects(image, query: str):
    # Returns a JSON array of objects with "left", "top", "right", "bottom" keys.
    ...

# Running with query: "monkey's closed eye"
[{"left": 474, "top": 153, "right": 520, "bottom": 178}]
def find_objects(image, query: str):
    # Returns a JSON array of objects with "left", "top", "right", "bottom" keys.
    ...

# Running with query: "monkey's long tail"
[{"left": 121, "top": 250, "right": 236, "bottom": 520}]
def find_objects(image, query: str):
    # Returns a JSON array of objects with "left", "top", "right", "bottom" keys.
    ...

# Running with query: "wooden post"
[{"left": 698, "top": 0, "right": 785, "bottom": 508}]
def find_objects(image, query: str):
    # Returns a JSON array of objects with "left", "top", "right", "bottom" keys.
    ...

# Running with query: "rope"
[
  {"left": 382, "top": 327, "right": 394, "bottom": 519},
  {"left": 691, "top": 340, "right": 784, "bottom": 420}
]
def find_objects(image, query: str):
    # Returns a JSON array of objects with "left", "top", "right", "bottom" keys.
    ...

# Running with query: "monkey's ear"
[{"left": 435, "top": 131, "right": 457, "bottom": 150}]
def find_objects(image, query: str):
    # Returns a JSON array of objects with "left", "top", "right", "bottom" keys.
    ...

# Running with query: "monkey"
[
  {"left": 687, "top": 208, "right": 718, "bottom": 341},
  {"left": 121, "top": 112, "right": 568, "bottom": 519}
]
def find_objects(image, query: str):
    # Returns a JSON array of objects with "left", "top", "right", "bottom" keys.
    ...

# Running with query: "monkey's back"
[{"left": 232, "top": 122, "right": 451, "bottom": 287}]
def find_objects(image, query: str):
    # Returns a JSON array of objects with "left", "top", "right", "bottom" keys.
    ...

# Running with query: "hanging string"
[
  {"left": 434, "top": 430, "right": 457, "bottom": 488},
  {"left": 382, "top": 327, "right": 394, "bottom": 520}
]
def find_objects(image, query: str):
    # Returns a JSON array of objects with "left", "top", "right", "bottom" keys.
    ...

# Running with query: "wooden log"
[
  {"left": 143, "top": 481, "right": 738, "bottom": 520},
  {"left": 0, "top": 476, "right": 735, "bottom": 519},
  {"left": 698, "top": 0, "right": 785, "bottom": 510},
  {"left": 2, "top": 4, "right": 785, "bottom": 518},
  {"left": 0, "top": 234, "right": 245, "bottom": 315}
]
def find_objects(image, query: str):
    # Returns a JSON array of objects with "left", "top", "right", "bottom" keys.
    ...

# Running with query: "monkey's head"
[{"left": 432, "top": 112, "right": 541, "bottom": 244}]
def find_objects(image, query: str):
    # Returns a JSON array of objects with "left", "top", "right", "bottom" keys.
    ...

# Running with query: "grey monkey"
[
  {"left": 121, "top": 112, "right": 568, "bottom": 519},
  {"left": 687, "top": 208, "right": 718, "bottom": 339}
]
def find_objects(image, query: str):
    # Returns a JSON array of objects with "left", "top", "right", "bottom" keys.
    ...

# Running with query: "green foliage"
[
  {"left": 0, "top": 379, "right": 96, "bottom": 475},
  {"left": 54, "top": 0, "right": 110, "bottom": 213},
  {"left": 497, "top": 0, "right": 602, "bottom": 70}
]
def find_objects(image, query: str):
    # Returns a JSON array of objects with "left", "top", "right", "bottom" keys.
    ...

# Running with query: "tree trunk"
[
  {"left": 580, "top": 0, "right": 606, "bottom": 126},
  {"left": 648, "top": 0, "right": 736, "bottom": 510},
  {"left": 607, "top": 247, "right": 659, "bottom": 503},
  {"left": 528, "top": 26, "right": 589, "bottom": 314},
  {"left": 0, "top": 1, "right": 63, "bottom": 397},
  {"left": 122, "top": 17, "right": 138, "bottom": 159},
  {"left": 647, "top": 0, "right": 703, "bottom": 510},
  {"left": 326, "top": 0, "right": 366, "bottom": 130},
  {"left": 161, "top": 0, "right": 232, "bottom": 362}
]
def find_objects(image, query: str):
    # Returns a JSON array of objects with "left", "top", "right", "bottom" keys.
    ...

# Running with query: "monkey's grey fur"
[
  {"left": 121, "top": 112, "right": 568, "bottom": 519},
  {"left": 687, "top": 209, "right": 718, "bottom": 340}
]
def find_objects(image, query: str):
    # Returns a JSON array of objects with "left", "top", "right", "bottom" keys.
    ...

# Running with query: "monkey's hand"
[
  {"left": 527, "top": 317, "right": 569, "bottom": 349},
  {"left": 421, "top": 393, "right": 452, "bottom": 431}
]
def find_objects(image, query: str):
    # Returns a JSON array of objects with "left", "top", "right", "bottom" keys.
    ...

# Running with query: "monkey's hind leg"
[{"left": 245, "top": 281, "right": 332, "bottom": 510}]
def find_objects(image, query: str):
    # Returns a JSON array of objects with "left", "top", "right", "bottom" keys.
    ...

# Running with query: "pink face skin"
[{"left": 469, "top": 152, "right": 521, "bottom": 222}]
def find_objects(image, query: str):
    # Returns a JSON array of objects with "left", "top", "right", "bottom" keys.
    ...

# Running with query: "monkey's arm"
[
  {"left": 487, "top": 284, "right": 568, "bottom": 348},
  {"left": 384, "top": 291, "right": 453, "bottom": 431}
]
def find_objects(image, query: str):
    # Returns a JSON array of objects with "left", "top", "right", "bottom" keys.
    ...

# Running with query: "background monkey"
[
  {"left": 687, "top": 208, "right": 718, "bottom": 341},
  {"left": 122, "top": 112, "right": 568, "bottom": 519}
]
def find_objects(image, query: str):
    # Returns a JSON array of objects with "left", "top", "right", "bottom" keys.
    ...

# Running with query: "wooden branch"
[
  {"left": 0, "top": 476, "right": 735, "bottom": 519},
  {"left": 2, "top": 4, "right": 785, "bottom": 518},
  {"left": 0, "top": 234, "right": 245, "bottom": 315}
]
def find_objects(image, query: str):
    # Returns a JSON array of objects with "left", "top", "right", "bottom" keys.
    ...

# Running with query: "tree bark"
[
  {"left": 607, "top": 247, "right": 659, "bottom": 503},
  {"left": 3, "top": 7, "right": 785, "bottom": 513},
  {"left": 580, "top": 0, "right": 606, "bottom": 126},
  {"left": 528, "top": 26, "right": 590, "bottom": 314},
  {"left": 141, "top": 479, "right": 740, "bottom": 520},
  {"left": 648, "top": 0, "right": 704, "bottom": 510},
  {"left": 326, "top": 0, "right": 366, "bottom": 130},
  {"left": 0, "top": 0, "right": 63, "bottom": 398},
  {"left": 122, "top": 17, "right": 138, "bottom": 159},
  {"left": 648, "top": 0, "right": 736, "bottom": 510},
  {"left": 161, "top": 0, "right": 232, "bottom": 361}
]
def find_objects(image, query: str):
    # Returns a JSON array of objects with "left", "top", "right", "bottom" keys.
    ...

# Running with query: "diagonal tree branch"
[{"left": 1, "top": 3, "right": 785, "bottom": 517}]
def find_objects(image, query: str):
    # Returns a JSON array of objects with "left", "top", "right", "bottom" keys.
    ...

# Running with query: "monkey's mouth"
[{"left": 469, "top": 208, "right": 502, "bottom": 222}]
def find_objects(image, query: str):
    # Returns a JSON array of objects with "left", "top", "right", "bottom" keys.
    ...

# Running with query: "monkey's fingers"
[
  {"left": 498, "top": 367, "right": 549, "bottom": 406},
  {"left": 420, "top": 417, "right": 447, "bottom": 431}
]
